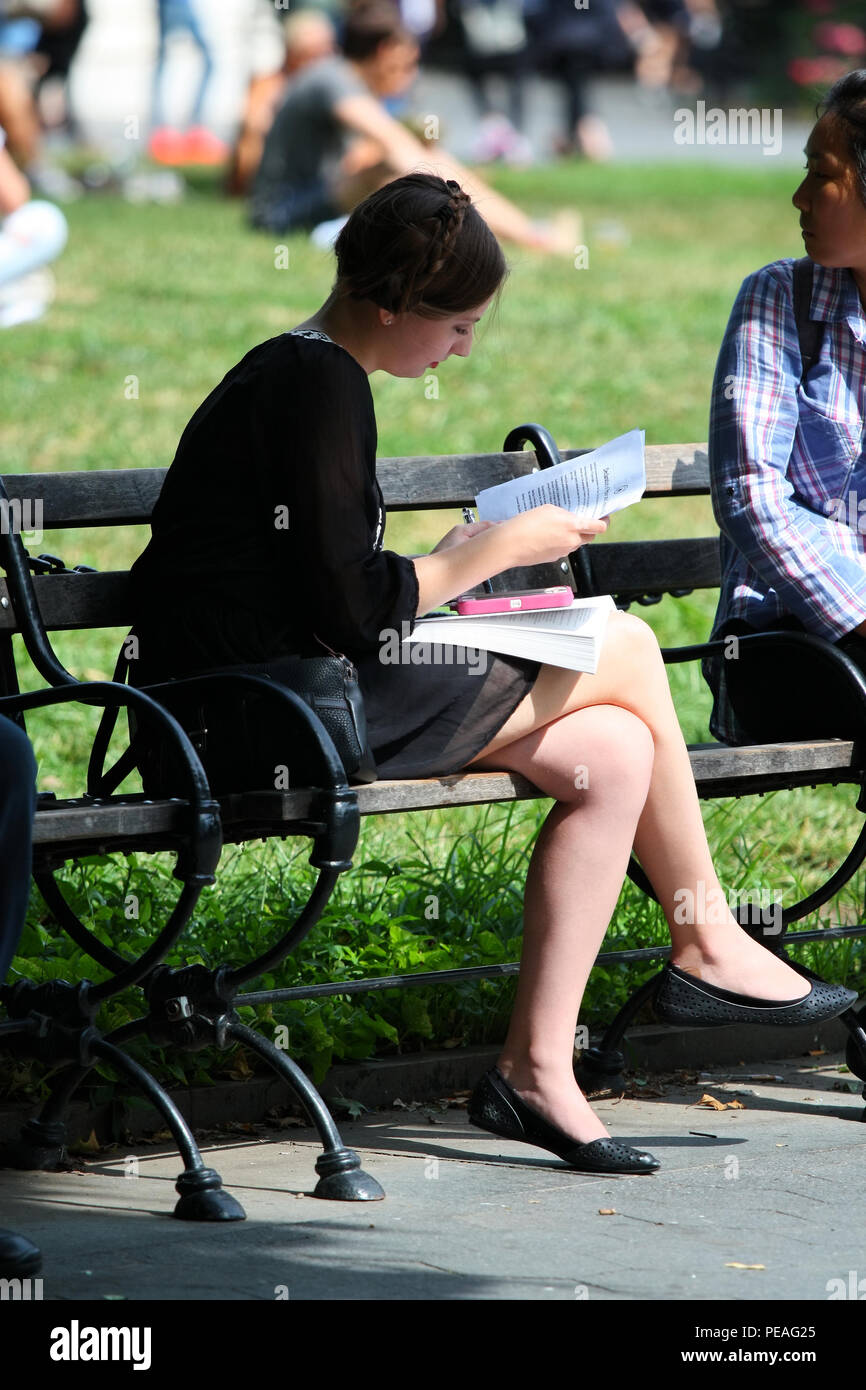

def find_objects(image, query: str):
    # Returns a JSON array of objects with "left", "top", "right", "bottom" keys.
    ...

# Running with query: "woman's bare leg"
[
  {"left": 469, "top": 611, "right": 808, "bottom": 1001},
  {"left": 461, "top": 612, "right": 810, "bottom": 1144},
  {"left": 473, "top": 703, "right": 655, "bottom": 1143}
]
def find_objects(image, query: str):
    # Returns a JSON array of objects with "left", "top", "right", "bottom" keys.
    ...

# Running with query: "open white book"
[{"left": 404, "top": 595, "right": 616, "bottom": 674}]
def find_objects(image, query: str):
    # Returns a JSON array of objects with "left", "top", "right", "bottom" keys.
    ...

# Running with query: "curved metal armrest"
[
  {"left": 137, "top": 672, "right": 360, "bottom": 871},
  {"left": 139, "top": 672, "right": 353, "bottom": 794},
  {"left": 661, "top": 629, "right": 866, "bottom": 724},
  {"left": 0, "top": 680, "right": 223, "bottom": 884}
]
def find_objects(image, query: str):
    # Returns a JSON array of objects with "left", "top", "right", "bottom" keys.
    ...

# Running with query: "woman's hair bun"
[{"left": 333, "top": 172, "right": 507, "bottom": 318}]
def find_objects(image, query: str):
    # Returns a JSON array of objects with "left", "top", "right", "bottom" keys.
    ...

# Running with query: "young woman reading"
[{"left": 130, "top": 173, "right": 857, "bottom": 1176}]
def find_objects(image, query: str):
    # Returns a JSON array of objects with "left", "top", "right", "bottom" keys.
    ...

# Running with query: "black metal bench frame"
[{"left": 2, "top": 425, "right": 866, "bottom": 1223}]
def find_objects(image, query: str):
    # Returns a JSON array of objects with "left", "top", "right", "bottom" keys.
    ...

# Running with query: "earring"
[{"left": 385, "top": 318, "right": 393, "bottom": 325}]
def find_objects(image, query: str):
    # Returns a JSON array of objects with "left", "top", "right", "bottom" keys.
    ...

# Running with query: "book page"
[{"left": 475, "top": 428, "right": 646, "bottom": 523}]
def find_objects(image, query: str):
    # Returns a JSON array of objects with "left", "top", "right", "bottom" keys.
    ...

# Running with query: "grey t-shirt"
[{"left": 253, "top": 55, "right": 368, "bottom": 202}]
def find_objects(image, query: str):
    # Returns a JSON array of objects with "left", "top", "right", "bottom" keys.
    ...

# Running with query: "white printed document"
[{"left": 475, "top": 428, "right": 646, "bottom": 523}]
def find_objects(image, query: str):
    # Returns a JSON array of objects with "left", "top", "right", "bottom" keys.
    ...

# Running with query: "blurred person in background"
[
  {"left": 640, "top": 0, "right": 723, "bottom": 95},
  {"left": 525, "top": 0, "right": 668, "bottom": 161},
  {"left": 227, "top": 9, "right": 337, "bottom": 198},
  {"left": 250, "top": 0, "right": 579, "bottom": 253},
  {"left": 0, "top": 0, "right": 82, "bottom": 197},
  {"left": 30, "top": 0, "right": 88, "bottom": 144},
  {"left": 149, "top": 0, "right": 228, "bottom": 166},
  {"left": 0, "top": 120, "right": 67, "bottom": 324},
  {"left": 456, "top": 0, "right": 533, "bottom": 165}
]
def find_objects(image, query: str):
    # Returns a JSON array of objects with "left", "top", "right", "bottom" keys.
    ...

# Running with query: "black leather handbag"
[{"left": 123, "top": 639, "right": 378, "bottom": 797}]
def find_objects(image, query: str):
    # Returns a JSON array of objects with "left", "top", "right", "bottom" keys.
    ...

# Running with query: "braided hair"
[{"left": 333, "top": 173, "right": 507, "bottom": 318}]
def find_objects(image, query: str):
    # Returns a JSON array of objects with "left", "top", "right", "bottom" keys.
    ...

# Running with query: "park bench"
[{"left": 1, "top": 422, "right": 866, "bottom": 1221}]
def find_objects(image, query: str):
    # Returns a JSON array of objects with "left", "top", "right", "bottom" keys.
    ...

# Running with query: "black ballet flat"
[
  {"left": 0, "top": 1228, "right": 41, "bottom": 1278},
  {"left": 467, "top": 1067, "right": 660, "bottom": 1174},
  {"left": 655, "top": 962, "right": 858, "bottom": 1028}
]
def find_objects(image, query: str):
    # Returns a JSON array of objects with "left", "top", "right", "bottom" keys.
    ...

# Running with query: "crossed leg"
[{"left": 463, "top": 610, "right": 808, "bottom": 1143}]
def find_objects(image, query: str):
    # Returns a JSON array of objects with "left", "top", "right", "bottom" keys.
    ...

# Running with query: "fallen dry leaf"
[
  {"left": 699, "top": 1093, "right": 729, "bottom": 1111},
  {"left": 725, "top": 1262, "right": 765, "bottom": 1271},
  {"left": 698, "top": 1093, "right": 745, "bottom": 1112}
]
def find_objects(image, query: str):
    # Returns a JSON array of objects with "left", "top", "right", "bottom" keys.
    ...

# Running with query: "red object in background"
[
  {"left": 813, "top": 22, "right": 866, "bottom": 56},
  {"left": 788, "top": 55, "right": 852, "bottom": 86},
  {"left": 148, "top": 126, "right": 229, "bottom": 166}
]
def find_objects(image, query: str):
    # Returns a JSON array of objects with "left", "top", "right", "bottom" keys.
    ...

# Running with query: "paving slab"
[{"left": 1, "top": 1049, "right": 863, "bottom": 1304}]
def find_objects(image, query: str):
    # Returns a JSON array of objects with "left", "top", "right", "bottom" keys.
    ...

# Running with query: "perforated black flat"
[
  {"left": 467, "top": 1067, "right": 660, "bottom": 1174},
  {"left": 654, "top": 962, "right": 858, "bottom": 1028}
]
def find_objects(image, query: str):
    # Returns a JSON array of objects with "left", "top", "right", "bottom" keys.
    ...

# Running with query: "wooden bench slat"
[
  {"left": 0, "top": 537, "right": 725, "bottom": 638},
  {"left": 217, "top": 741, "right": 860, "bottom": 826},
  {"left": 33, "top": 738, "right": 858, "bottom": 850},
  {"left": 587, "top": 537, "right": 721, "bottom": 596},
  {"left": 2, "top": 470, "right": 164, "bottom": 529},
  {"left": 0, "top": 446, "right": 711, "bottom": 531},
  {"left": 33, "top": 798, "right": 188, "bottom": 844},
  {"left": 0, "top": 573, "right": 132, "bottom": 633}
]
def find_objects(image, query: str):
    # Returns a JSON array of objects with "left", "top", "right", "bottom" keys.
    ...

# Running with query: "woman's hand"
[
  {"left": 430, "top": 519, "right": 499, "bottom": 554},
  {"left": 499, "top": 505, "right": 608, "bottom": 568}
]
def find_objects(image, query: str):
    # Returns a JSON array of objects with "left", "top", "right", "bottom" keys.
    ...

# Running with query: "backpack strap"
[{"left": 791, "top": 255, "right": 822, "bottom": 386}]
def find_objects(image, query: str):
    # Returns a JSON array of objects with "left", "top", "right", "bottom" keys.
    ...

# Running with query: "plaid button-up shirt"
[{"left": 703, "top": 257, "right": 866, "bottom": 742}]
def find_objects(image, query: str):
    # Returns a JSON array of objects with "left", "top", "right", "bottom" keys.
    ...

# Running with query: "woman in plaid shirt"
[{"left": 705, "top": 70, "right": 866, "bottom": 743}]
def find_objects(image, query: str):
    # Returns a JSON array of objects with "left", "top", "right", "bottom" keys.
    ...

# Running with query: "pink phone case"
[{"left": 451, "top": 587, "right": 573, "bottom": 615}]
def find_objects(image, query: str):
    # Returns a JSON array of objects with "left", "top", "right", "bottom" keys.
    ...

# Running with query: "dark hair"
[
  {"left": 333, "top": 173, "right": 508, "bottom": 318},
  {"left": 819, "top": 69, "right": 866, "bottom": 204},
  {"left": 342, "top": 2, "right": 413, "bottom": 61}
]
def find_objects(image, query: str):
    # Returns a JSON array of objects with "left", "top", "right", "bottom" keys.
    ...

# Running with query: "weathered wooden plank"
[
  {"left": 29, "top": 737, "right": 860, "bottom": 851},
  {"left": 0, "top": 445, "right": 711, "bottom": 530},
  {"left": 0, "top": 573, "right": 133, "bottom": 633},
  {"left": 2, "top": 470, "right": 165, "bottom": 528},
  {"left": 219, "top": 741, "right": 860, "bottom": 826},
  {"left": 586, "top": 537, "right": 721, "bottom": 597},
  {"left": 0, "top": 537, "right": 724, "bottom": 639},
  {"left": 33, "top": 798, "right": 188, "bottom": 844}
]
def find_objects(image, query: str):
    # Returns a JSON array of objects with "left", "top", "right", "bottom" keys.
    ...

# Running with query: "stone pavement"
[{"left": 2, "top": 1047, "right": 864, "bottom": 1303}]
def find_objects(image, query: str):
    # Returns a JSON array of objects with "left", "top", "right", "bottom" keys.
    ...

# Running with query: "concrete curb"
[{"left": 0, "top": 1016, "right": 858, "bottom": 1147}]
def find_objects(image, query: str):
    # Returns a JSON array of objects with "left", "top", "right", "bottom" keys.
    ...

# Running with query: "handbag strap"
[{"left": 86, "top": 635, "right": 143, "bottom": 797}]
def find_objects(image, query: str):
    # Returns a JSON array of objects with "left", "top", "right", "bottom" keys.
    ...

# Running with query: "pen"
[{"left": 462, "top": 505, "right": 495, "bottom": 595}]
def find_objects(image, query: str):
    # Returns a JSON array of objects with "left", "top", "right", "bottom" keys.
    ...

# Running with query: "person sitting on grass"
[
  {"left": 129, "top": 172, "right": 857, "bottom": 1176},
  {"left": 0, "top": 121, "right": 66, "bottom": 327},
  {"left": 248, "top": 0, "right": 578, "bottom": 254},
  {"left": 226, "top": 9, "right": 338, "bottom": 199}
]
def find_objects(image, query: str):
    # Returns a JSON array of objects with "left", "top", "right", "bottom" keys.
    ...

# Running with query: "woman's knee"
[
  {"left": 492, "top": 702, "right": 654, "bottom": 804},
  {"left": 568, "top": 704, "right": 655, "bottom": 800},
  {"left": 604, "top": 609, "right": 662, "bottom": 662}
]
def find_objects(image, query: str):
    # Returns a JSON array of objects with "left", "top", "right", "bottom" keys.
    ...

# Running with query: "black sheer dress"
[{"left": 129, "top": 329, "right": 540, "bottom": 778}]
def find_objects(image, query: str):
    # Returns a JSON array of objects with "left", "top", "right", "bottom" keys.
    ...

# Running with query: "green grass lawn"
[{"left": 2, "top": 160, "right": 862, "bottom": 1096}]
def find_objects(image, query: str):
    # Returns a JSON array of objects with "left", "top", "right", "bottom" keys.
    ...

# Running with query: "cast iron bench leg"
[
  {"left": 227, "top": 1020, "right": 385, "bottom": 1200},
  {"left": 2, "top": 1037, "right": 245, "bottom": 1221}
]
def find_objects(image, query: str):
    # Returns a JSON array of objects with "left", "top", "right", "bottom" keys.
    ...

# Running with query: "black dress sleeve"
[{"left": 252, "top": 340, "right": 420, "bottom": 657}]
